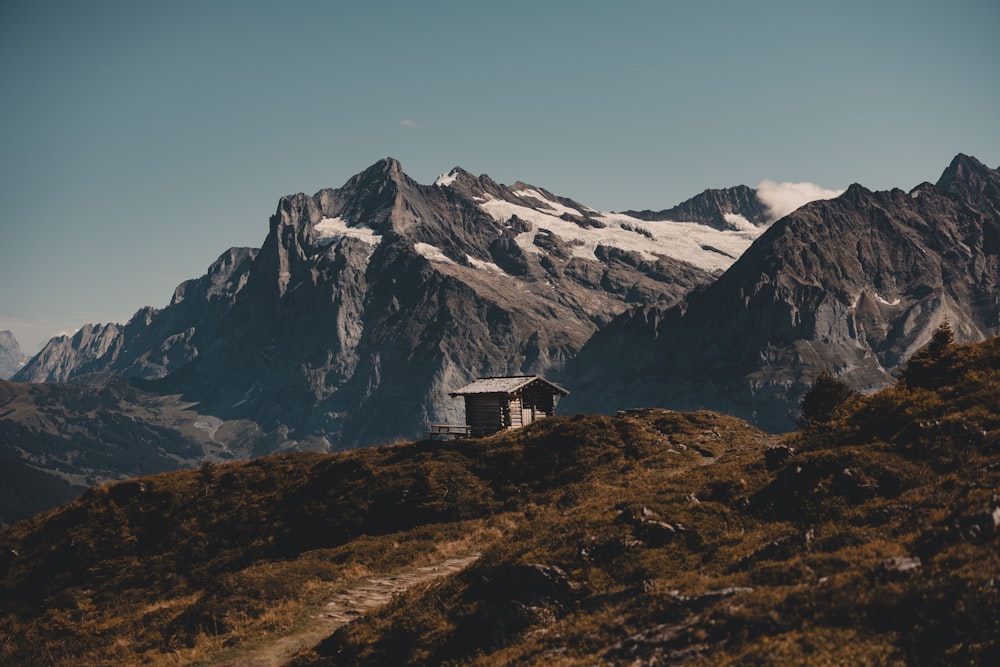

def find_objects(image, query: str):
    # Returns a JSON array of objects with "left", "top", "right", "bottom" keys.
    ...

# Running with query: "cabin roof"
[{"left": 449, "top": 375, "right": 569, "bottom": 397}]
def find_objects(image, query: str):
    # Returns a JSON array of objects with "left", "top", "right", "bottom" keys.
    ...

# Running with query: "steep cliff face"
[
  {"left": 563, "top": 154, "right": 1000, "bottom": 431},
  {"left": 17, "top": 158, "right": 758, "bottom": 448}
]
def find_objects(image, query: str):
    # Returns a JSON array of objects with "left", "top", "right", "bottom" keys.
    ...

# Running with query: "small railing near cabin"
[{"left": 426, "top": 422, "right": 472, "bottom": 440}]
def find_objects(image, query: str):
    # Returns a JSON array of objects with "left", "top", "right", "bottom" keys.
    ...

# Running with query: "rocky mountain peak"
[
  {"left": 841, "top": 182, "right": 872, "bottom": 199},
  {"left": 434, "top": 166, "right": 472, "bottom": 186},
  {"left": 171, "top": 247, "right": 258, "bottom": 306},
  {"left": 937, "top": 153, "right": 989, "bottom": 188},
  {"left": 623, "top": 184, "right": 771, "bottom": 230},
  {"left": 435, "top": 167, "right": 511, "bottom": 204},
  {"left": 935, "top": 153, "right": 1000, "bottom": 217},
  {"left": 0, "top": 330, "right": 19, "bottom": 350},
  {"left": 362, "top": 156, "right": 406, "bottom": 182}
]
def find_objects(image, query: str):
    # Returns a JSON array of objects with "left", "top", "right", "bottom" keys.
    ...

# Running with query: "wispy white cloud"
[
  {"left": 755, "top": 180, "right": 844, "bottom": 222},
  {"left": 400, "top": 119, "right": 417, "bottom": 128}
]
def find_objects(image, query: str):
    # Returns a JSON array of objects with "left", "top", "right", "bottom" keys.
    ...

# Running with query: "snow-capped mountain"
[
  {"left": 13, "top": 153, "right": 1000, "bottom": 448},
  {"left": 17, "top": 158, "right": 781, "bottom": 448}
]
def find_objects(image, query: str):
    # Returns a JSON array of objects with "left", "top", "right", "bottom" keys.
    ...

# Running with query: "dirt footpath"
[{"left": 206, "top": 554, "right": 480, "bottom": 667}]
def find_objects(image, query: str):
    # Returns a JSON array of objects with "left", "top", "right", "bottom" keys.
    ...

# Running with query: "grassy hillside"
[{"left": 2, "top": 332, "right": 999, "bottom": 665}]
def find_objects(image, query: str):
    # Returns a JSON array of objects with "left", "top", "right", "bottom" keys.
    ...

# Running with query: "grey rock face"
[
  {"left": 14, "top": 323, "right": 123, "bottom": 383},
  {"left": 0, "top": 331, "right": 25, "bottom": 380},
  {"left": 563, "top": 154, "right": 1000, "bottom": 432}
]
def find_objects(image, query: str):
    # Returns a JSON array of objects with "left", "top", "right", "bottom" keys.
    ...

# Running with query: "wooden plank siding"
[
  {"left": 464, "top": 394, "right": 507, "bottom": 436},
  {"left": 509, "top": 396, "right": 523, "bottom": 429}
]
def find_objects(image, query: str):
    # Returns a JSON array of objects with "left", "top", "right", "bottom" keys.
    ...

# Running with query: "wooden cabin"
[{"left": 449, "top": 375, "right": 569, "bottom": 436}]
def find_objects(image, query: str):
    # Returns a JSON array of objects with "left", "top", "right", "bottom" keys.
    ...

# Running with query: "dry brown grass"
[{"left": 4, "top": 337, "right": 1000, "bottom": 665}]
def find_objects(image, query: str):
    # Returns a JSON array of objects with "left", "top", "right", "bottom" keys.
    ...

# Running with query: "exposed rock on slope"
[{"left": 564, "top": 154, "right": 1000, "bottom": 431}]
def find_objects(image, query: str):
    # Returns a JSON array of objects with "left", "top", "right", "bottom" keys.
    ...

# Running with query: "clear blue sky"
[{"left": 1, "top": 0, "right": 998, "bottom": 352}]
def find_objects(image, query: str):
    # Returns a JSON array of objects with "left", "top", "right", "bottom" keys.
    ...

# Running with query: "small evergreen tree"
[
  {"left": 926, "top": 319, "right": 955, "bottom": 356},
  {"left": 800, "top": 372, "right": 859, "bottom": 426},
  {"left": 904, "top": 321, "right": 956, "bottom": 389}
]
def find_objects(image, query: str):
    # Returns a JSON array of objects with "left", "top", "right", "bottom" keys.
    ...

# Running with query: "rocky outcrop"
[{"left": 563, "top": 154, "right": 1000, "bottom": 431}]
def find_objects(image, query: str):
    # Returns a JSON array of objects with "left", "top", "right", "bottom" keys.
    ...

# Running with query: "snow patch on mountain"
[
  {"left": 414, "top": 242, "right": 454, "bottom": 264},
  {"left": 315, "top": 217, "right": 381, "bottom": 246},
  {"left": 466, "top": 255, "right": 507, "bottom": 273},
  {"left": 478, "top": 195, "right": 762, "bottom": 272},
  {"left": 874, "top": 292, "right": 901, "bottom": 306},
  {"left": 435, "top": 170, "right": 459, "bottom": 187}
]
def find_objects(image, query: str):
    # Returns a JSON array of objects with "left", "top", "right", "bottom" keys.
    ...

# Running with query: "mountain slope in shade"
[
  {"left": 563, "top": 154, "right": 1000, "bottom": 431},
  {"left": 0, "top": 457, "right": 78, "bottom": 529},
  {"left": 16, "top": 159, "right": 769, "bottom": 449},
  {"left": 0, "top": 376, "right": 250, "bottom": 526}
]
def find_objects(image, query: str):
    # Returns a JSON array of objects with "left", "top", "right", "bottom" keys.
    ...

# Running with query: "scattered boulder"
[
  {"left": 614, "top": 503, "right": 683, "bottom": 546},
  {"left": 499, "top": 562, "right": 585, "bottom": 605},
  {"left": 882, "top": 555, "right": 922, "bottom": 575},
  {"left": 764, "top": 444, "right": 795, "bottom": 470}
]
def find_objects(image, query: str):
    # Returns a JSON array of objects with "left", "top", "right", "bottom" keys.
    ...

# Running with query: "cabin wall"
[{"left": 463, "top": 394, "right": 509, "bottom": 435}]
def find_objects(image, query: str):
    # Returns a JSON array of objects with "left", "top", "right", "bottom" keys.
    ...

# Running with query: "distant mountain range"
[
  {"left": 14, "top": 159, "right": 779, "bottom": 449},
  {"left": 5, "top": 153, "right": 999, "bottom": 512},
  {"left": 0, "top": 331, "right": 25, "bottom": 380}
]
